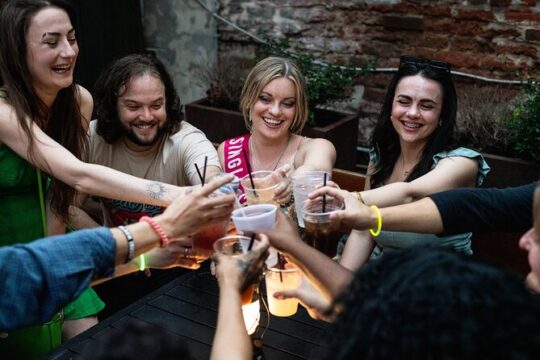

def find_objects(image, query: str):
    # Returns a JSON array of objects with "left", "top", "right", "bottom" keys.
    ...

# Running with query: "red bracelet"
[{"left": 140, "top": 216, "right": 170, "bottom": 248}]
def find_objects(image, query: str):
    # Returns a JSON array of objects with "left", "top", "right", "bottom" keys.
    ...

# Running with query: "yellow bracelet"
[
  {"left": 369, "top": 205, "right": 382, "bottom": 237},
  {"left": 353, "top": 191, "right": 365, "bottom": 204},
  {"left": 139, "top": 254, "right": 146, "bottom": 272}
]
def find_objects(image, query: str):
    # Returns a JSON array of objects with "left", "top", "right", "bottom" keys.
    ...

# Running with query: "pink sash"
[{"left": 223, "top": 134, "right": 251, "bottom": 204}]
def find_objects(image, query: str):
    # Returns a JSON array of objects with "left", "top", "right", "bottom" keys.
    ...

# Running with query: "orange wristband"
[{"left": 140, "top": 216, "right": 170, "bottom": 248}]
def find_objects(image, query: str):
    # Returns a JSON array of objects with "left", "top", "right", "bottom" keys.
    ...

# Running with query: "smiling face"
[
  {"left": 26, "top": 6, "right": 78, "bottom": 99},
  {"left": 519, "top": 186, "right": 540, "bottom": 293},
  {"left": 390, "top": 75, "right": 443, "bottom": 147},
  {"left": 251, "top": 77, "right": 296, "bottom": 141},
  {"left": 117, "top": 73, "right": 167, "bottom": 149}
]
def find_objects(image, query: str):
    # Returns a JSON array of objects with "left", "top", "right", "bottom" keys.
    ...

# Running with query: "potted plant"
[
  {"left": 455, "top": 82, "right": 540, "bottom": 188},
  {"left": 185, "top": 41, "right": 371, "bottom": 170}
]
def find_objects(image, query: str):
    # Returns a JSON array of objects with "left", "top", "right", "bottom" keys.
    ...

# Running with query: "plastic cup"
[
  {"left": 292, "top": 171, "right": 331, "bottom": 227},
  {"left": 240, "top": 170, "right": 281, "bottom": 206},
  {"left": 301, "top": 196, "right": 344, "bottom": 257},
  {"left": 191, "top": 220, "right": 228, "bottom": 262},
  {"left": 232, "top": 204, "right": 277, "bottom": 234},
  {"left": 213, "top": 235, "right": 263, "bottom": 306},
  {"left": 265, "top": 263, "right": 302, "bottom": 317}
]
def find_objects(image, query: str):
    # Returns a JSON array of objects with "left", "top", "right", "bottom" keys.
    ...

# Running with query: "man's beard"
[{"left": 122, "top": 123, "right": 167, "bottom": 147}]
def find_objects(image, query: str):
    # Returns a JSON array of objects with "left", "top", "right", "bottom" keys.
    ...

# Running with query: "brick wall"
[{"left": 217, "top": 0, "right": 539, "bottom": 145}]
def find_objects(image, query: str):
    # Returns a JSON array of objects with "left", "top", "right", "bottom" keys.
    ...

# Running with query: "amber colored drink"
[
  {"left": 241, "top": 283, "right": 255, "bottom": 305},
  {"left": 303, "top": 219, "right": 342, "bottom": 257},
  {"left": 241, "top": 171, "right": 280, "bottom": 206},
  {"left": 192, "top": 220, "right": 228, "bottom": 262}
]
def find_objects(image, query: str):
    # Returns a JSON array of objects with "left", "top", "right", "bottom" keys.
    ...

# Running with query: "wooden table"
[{"left": 44, "top": 263, "right": 330, "bottom": 359}]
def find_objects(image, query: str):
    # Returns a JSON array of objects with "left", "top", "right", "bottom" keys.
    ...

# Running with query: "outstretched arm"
[
  {"left": 293, "top": 138, "right": 336, "bottom": 174},
  {"left": 211, "top": 235, "right": 270, "bottom": 360},
  {"left": 265, "top": 211, "right": 353, "bottom": 301},
  {"left": 360, "top": 156, "right": 479, "bottom": 207},
  {"left": 0, "top": 105, "right": 188, "bottom": 206}
]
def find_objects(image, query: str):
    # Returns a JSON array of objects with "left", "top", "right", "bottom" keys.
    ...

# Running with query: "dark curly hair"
[
  {"left": 94, "top": 53, "right": 183, "bottom": 143},
  {"left": 325, "top": 248, "right": 540, "bottom": 359},
  {"left": 0, "top": 0, "right": 88, "bottom": 220},
  {"left": 85, "top": 320, "right": 194, "bottom": 360},
  {"left": 370, "top": 58, "right": 458, "bottom": 187}
]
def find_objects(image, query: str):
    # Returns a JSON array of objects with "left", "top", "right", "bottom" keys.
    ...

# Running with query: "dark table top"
[{"left": 45, "top": 264, "right": 330, "bottom": 359}]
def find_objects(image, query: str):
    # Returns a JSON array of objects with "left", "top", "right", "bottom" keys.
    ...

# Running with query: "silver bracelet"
[{"left": 118, "top": 225, "right": 135, "bottom": 263}]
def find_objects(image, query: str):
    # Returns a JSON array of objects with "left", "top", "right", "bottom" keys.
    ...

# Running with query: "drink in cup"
[
  {"left": 301, "top": 196, "right": 343, "bottom": 258},
  {"left": 240, "top": 170, "right": 281, "bottom": 206},
  {"left": 213, "top": 235, "right": 262, "bottom": 306},
  {"left": 192, "top": 220, "right": 228, "bottom": 262},
  {"left": 231, "top": 204, "right": 277, "bottom": 234},
  {"left": 265, "top": 263, "right": 302, "bottom": 317},
  {"left": 292, "top": 171, "right": 331, "bottom": 227}
]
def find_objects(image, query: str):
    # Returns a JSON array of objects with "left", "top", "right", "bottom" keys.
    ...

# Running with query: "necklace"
[
  {"left": 401, "top": 156, "right": 413, "bottom": 177},
  {"left": 249, "top": 135, "right": 291, "bottom": 171}
]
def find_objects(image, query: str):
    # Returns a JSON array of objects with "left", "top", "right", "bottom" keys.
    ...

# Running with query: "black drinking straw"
[
  {"left": 242, "top": 148, "right": 258, "bottom": 197},
  {"left": 322, "top": 172, "right": 328, "bottom": 213},
  {"left": 194, "top": 163, "right": 204, "bottom": 184},
  {"left": 277, "top": 253, "right": 285, "bottom": 282},
  {"left": 247, "top": 233, "right": 256, "bottom": 251},
  {"left": 202, "top": 156, "right": 208, "bottom": 186}
]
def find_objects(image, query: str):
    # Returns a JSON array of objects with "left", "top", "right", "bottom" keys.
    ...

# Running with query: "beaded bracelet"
[
  {"left": 140, "top": 216, "right": 170, "bottom": 248},
  {"left": 118, "top": 225, "right": 135, "bottom": 263},
  {"left": 369, "top": 205, "right": 382, "bottom": 237}
]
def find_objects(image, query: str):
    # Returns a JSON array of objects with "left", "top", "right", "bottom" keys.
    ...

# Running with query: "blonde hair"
[{"left": 240, "top": 56, "right": 308, "bottom": 134}]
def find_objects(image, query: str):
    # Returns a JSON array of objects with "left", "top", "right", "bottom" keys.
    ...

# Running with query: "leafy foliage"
[{"left": 507, "top": 80, "right": 540, "bottom": 162}]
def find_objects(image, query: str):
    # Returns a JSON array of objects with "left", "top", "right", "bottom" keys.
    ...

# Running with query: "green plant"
[
  {"left": 259, "top": 38, "right": 374, "bottom": 126},
  {"left": 507, "top": 80, "right": 540, "bottom": 162}
]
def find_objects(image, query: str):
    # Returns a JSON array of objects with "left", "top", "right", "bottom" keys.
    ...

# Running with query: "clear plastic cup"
[
  {"left": 232, "top": 204, "right": 277, "bottom": 234},
  {"left": 292, "top": 171, "right": 331, "bottom": 227},
  {"left": 240, "top": 171, "right": 281, "bottom": 206},
  {"left": 301, "top": 196, "right": 344, "bottom": 257},
  {"left": 191, "top": 220, "right": 229, "bottom": 262},
  {"left": 265, "top": 263, "right": 302, "bottom": 317},
  {"left": 213, "top": 235, "right": 263, "bottom": 306}
]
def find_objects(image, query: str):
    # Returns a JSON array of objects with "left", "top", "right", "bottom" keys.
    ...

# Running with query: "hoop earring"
[{"left": 438, "top": 119, "right": 442, "bottom": 127}]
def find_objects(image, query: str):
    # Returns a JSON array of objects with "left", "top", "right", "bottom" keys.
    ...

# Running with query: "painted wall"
[{"left": 141, "top": 0, "right": 218, "bottom": 105}]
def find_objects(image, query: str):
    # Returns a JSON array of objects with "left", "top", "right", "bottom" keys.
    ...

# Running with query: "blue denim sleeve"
[{"left": 0, "top": 227, "right": 115, "bottom": 331}]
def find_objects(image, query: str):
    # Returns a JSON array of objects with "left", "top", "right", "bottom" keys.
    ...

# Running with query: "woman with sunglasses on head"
[
  {"left": 0, "top": 0, "right": 190, "bottom": 356},
  {"left": 218, "top": 56, "right": 336, "bottom": 205},
  {"left": 338, "top": 56, "right": 490, "bottom": 271}
]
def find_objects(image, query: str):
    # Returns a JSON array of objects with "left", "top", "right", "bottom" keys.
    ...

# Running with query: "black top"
[{"left": 430, "top": 183, "right": 536, "bottom": 236}]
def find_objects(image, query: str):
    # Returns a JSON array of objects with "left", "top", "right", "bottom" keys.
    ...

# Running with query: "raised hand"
[
  {"left": 156, "top": 175, "right": 235, "bottom": 239},
  {"left": 309, "top": 186, "right": 373, "bottom": 232},
  {"left": 264, "top": 210, "right": 303, "bottom": 254},
  {"left": 212, "top": 235, "right": 270, "bottom": 292},
  {"left": 273, "top": 164, "right": 292, "bottom": 205}
]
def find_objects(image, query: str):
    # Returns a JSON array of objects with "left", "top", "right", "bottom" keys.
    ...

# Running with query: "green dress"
[{"left": 0, "top": 144, "right": 104, "bottom": 359}]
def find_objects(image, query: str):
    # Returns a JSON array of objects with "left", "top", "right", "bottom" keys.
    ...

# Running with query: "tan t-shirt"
[{"left": 88, "top": 120, "right": 220, "bottom": 226}]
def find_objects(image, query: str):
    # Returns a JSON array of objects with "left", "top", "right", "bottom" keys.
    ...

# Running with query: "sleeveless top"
[
  {"left": 369, "top": 147, "right": 491, "bottom": 255},
  {"left": 0, "top": 119, "right": 103, "bottom": 357}
]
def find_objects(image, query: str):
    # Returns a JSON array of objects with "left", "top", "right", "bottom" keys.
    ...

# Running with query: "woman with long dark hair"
[
  {"left": 338, "top": 56, "right": 490, "bottom": 271},
  {"left": 0, "top": 0, "right": 187, "bottom": 356}
]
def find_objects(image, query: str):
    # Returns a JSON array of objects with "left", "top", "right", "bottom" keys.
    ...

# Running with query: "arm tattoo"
[{"left": 146, "top": 182, "right": 166, "bottom": 200}]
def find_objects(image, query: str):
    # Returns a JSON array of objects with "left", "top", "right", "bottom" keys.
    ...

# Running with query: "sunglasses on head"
[{"left": 399, "top": 55, "right": 451, "bottom": 73}]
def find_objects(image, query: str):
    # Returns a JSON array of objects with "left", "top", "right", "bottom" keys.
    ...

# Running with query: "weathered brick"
[
  {"left": 505, "top": 9, "right": 540, "bottom": 22},
  {"left": 525, "top": 28, "right": 540, "bottom": 42},
  {"left": 458, "top": 9, "right": 494, "bottom": 21},
  {"left": 496, "top": 44, "right": 538, "bottom": 57},
  {"left": 519, "top": 0, "right": 536, "bottom": 6},
  {"left": 469, "top": 0, "right": 488, "bottom": 4},
  {"left": 382, "top": 15, "right": 424, "bottom": 31}
]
